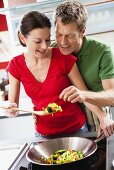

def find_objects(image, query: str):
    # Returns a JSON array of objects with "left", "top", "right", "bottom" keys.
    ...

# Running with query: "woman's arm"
[
  {"left": 8, "top": 73, "right": 20, "bottom": 105},
  {"left": 4, "top": 73, "right": 20, "bottom": 117}
]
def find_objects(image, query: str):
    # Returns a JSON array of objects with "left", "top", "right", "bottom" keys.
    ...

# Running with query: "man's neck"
[{"left": 73, "top": 37, "right": 84, "bottom": 55}]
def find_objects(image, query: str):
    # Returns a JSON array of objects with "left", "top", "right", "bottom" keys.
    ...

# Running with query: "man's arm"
[
  {"left": 85, "top": 78, "right": 114, "bottom": 106},
  {"left": 60, "top": 86, "right": 114, "bottom": 106},
  {"left": 83, "top": 89, "right": 114, "bottom": 106}
]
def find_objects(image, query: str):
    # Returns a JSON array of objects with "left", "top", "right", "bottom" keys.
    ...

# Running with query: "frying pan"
[{"left": 26, "top": 134, "right": 105, "bottom": 169}]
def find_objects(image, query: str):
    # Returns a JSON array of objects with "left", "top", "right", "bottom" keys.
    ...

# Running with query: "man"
[{"left": 52, "top": 1, "right": 114, "bottom": 135}]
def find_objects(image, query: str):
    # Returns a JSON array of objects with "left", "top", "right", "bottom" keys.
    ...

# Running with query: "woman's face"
[{"left": 22, "top": 27, "right": 51, "bottom": 57}]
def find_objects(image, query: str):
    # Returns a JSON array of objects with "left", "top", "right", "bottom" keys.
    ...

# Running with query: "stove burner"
[{"left": 87, "top": 151, "right": 99, "bottom": 168}]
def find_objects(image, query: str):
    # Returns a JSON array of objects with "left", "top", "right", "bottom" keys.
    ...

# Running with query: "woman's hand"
[
  {"left": 98, "top": 114, "right": 114, "bottom": 137},
  {"left": 3, "top": 103, "right": 19, "bottom": 118}
]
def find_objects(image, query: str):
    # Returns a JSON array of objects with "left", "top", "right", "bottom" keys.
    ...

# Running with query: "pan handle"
[{"left": 94, "top": 133, "right": 105, "bottom": 143}]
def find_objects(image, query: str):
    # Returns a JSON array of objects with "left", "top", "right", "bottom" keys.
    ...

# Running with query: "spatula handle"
[
  {"left": 0, "top": 106, "right": 45, "bottom": 115},
  {"left": 16, "top": 108, "right": 45, "bottom": 115}
]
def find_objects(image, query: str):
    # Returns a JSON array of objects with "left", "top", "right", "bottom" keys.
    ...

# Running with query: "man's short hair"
[{"left": 53, "top": 1, "right": 88, "bottom": 31}]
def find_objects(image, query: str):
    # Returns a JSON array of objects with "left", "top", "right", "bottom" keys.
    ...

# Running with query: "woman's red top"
[{"left": 7, "top": 48, "right": 86, "bottom": 136}]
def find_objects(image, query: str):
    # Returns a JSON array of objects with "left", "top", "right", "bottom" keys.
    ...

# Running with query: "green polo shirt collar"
[{"left": 75, "top": 36, "right": 91, "bottom": 57}]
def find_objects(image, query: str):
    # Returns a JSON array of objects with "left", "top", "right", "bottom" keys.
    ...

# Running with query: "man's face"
[{"left": 55, "top": 20, "right": 85, "bottom": 55}]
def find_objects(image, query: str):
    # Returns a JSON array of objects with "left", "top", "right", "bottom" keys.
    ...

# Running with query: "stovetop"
[{"left": 19, "top": 137, "right": 106, "bottom": 170}]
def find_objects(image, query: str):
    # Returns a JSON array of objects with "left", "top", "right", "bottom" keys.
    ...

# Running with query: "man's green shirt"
[{"left": 51, "top": 36, "right": 114, "bottom": 92}]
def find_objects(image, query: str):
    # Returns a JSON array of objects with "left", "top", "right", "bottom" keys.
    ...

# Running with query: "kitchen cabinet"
[
  {"left": 0, "top": 14, "right": 8, "bottom": 31},
  {"left": 0, "top": 61, "right": 8, "bottom": 69},
  {"left": 0, "top": 0, "right": 8, "bottom": 31}
]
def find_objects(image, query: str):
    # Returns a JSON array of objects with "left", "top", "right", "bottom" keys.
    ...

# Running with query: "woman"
[{"left": 4, "top": 11, "right": 112, "bottom": 139}]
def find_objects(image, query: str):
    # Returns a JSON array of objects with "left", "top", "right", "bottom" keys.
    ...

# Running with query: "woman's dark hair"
[{"left": 18, "top": 11, "right": 51, "bottom": 47}]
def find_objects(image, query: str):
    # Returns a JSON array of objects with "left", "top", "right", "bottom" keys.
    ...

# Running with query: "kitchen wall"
[{"left": 88, "top": 31, "right": 114, "bottom": 53}]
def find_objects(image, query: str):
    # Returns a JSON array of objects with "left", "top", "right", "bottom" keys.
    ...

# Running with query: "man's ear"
[
  {"left": 81, "top": 26, "right": 86, "bottom": 38},
  {"left": 18, "top": 32, "right": 26, "bottom": 44}
]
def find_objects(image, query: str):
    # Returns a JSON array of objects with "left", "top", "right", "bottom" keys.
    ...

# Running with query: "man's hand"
[
  {"left": 98, "top": 115, "right": 114, "bottom": 137},
  {"left": 59, "top": 86, "right": 85, "bottom": 103}
]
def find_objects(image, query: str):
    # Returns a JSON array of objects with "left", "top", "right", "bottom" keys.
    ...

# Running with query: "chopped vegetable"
[
  {"left": 47, "top": 149, "right": 84, "bottom": 164},
  {"left": 44, "top": 103, "right": 62, "bottom": 114}
]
